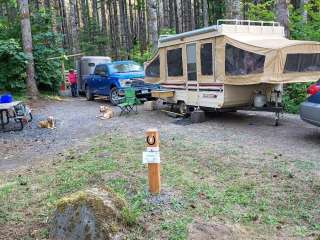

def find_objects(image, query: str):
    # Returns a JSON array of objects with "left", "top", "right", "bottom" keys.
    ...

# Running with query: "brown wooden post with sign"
[{"left": 145, "top": 128, "right": 161, "bottom": 194}]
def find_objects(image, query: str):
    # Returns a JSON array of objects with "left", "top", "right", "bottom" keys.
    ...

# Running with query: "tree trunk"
[
  {"left": 128, "top": 0, "right": 134, "bottom": 40},
  {"left": 168, "top": 0, "right": 175, "bottom": 29},
  {"left": 119, "top": 0, "right": 130, "bottom": 59},
  {"left": 301, "top": 0, "right": 308, "bottom": 22},
  {"left": 49, "top": 0, "right": 58, "bottom": 34},
  {"left": 225, "top": 0, "right": 241, "bottom": 19},
  {"left": 173, "top": 0, "right": 180, "bottom": 33},
  {"left": 203, "top": 0, "right": 209, "bottom": 27},
  {"left": 18, "top": 0, "right": 39, "bottom": 99},
  {"left": 194, "top": 0, "right": 200, "bottom": 28},
  {"left": 276, "top": 0, "right": 289, "bottom": 37},
  {"left": 80, "top": 0, "right": 88, "bottom": 28},
  {"left": 92, "top": 0, "right": 98, "bottom": 35},
  {"left": 112, "top": 0, "right": 120, "bottom": 59},
  {"left": 69, "top": 0, "right": 80, "bottom": 54},
  {"left": 59, "top": 0, "right": 71, "bottom": 49},
  {"left": 182, "top": 0, "right": 192, "bottom": 31},
  {"left": 101, "top": 0, "right": 107, "bottom": 33},
  {"left": 162, "top": 0, "right": 169, "bottom": 28},
  {"left": 138, "top": 0, "right": 147, "bottom": 54},
  {"left": 146, "top": 0, "right": 158, "bottom": 50}
]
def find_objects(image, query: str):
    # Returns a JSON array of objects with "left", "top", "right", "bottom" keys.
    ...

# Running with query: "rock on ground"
[
  {"left": 49, "top": 187, "right": 127, "bottom": 240},
  {"left": 187, "top": 220, "right": 249, "bottom": 240}
]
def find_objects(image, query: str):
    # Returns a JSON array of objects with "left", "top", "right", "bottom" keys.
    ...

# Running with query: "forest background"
[{"left": 0, "top": 0, "right": 319, "bottom": 112}]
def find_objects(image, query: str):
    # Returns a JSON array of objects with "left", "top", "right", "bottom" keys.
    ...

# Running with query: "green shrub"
[
  {"left": 283, "top": 83, "right": 309, "bottom": 114},
  {"left": 33, "top": 32, "right": 64, "bottom": 92},
  {"left": 0, "top": 39, "right": 27, "bottom": 91}
]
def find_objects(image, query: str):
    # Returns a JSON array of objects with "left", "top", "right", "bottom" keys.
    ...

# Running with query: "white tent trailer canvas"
[{"left": 144, "top": 20, "right": 320, "bottom": 125}]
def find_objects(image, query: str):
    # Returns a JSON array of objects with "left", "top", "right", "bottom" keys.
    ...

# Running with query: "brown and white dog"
[
  {"left": 96, "top": 106, "right": 113, "bottom": 120},
  {"left": 37, "top": 116, "right": 55, "bottom": 129}
]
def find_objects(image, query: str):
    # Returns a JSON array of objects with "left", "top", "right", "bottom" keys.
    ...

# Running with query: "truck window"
[
  {"left": 284, "top": 53, "right": 320, "bottom": 73},
  {"left": 109, "top": 62, "right": 143, "bottom": 73},
  {"left": 146, "top": 56, "right": 160, "bottom": 77},
  {"left": 201, "top": 43, "right": 213, "bottom": 75},
  {"left": 94, "top": 65, "right": 106, "bottom": 75},
  {"left": 167, "top": 48, "right": 183, "bottom": 77},
  {"left": 225, "top": 44, "right": 265, "bottom": 76}
]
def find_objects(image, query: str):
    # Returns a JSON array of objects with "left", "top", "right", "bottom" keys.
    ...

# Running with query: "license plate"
[{"left": 141, "top": 90, "right": 148, "bottom": 94}]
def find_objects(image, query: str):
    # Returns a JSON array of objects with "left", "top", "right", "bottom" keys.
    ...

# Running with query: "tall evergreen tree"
[
  {"left": 146, "top": 0, "right": 158, "bottom": 50},
  {"left": 18, "top": 0, "right": 39, "bottom": 99}
]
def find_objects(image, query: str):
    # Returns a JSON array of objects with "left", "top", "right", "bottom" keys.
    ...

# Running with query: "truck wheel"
[
  {"left": 85, "top": 86, "right": 94, "bottom": 101},
  {"left": 109, "top": 87, "right": 122, "bottom": 106}
]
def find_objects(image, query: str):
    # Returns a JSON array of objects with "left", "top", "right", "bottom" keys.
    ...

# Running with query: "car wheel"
[
  {"left": 109, "top": 87, "right": 122, "bottom": 105},
  {"left": 85, "top": 86, "right": 94, "bottom": 101}
]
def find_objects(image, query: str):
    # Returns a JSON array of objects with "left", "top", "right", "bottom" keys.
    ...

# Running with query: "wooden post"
[{"left": 145, "top": 128, "right": 161, "bottom": 194}]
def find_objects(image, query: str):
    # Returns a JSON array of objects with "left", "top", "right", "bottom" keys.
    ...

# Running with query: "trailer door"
[
  {"left": 186, "top": 43, "right": 197, "bottom": 81},
  {"left": 186, "top": 43, "right": 199, "bottom": 106}
]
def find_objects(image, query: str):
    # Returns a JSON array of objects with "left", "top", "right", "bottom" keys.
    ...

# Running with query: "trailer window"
[
  {"left": 146, "top": 56, "right": 160, "bottom": 77},
  {"left": 167, "top": 48, "right": 183, "bottom": 77},
  {"left": 225, "top": 44, "right": 265, "bottom": 76},
  {"left": 201, "top": 43, "right": 213, "bottom": 75},
  {"left": 284, "top": 53, "right": 320, "bottom": 73}
]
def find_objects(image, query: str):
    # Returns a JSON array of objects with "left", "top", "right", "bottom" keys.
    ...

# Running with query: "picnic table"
[{"left": 0, "top": 101, "right": 32, "bottom": 132}]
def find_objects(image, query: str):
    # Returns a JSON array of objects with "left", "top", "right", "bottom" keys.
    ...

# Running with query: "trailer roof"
[{"left": 157, "top": 20, "right": 290, "bottom": 48}]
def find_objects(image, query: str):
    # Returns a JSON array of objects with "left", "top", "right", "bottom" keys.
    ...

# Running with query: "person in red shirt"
[{"left": 67, "top": 69, "right": 78, "bottom": 97}]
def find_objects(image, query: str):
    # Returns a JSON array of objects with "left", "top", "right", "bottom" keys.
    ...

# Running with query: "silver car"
[{"left": 300, "top": 81, "right": 320, "bottom": 127}]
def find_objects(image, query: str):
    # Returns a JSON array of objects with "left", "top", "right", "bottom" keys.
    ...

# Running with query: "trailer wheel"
[{"left": 178, "top": 101, "right": 187, "bottom": 115}]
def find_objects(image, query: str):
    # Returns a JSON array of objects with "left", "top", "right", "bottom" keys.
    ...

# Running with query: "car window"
[{"left": 109, "top": 62, "right": 143, "bottom": 74}]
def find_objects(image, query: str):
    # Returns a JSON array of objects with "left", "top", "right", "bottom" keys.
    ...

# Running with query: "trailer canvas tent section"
[{"left": 144, "top": 20, "right": 320, "bottom": 120}]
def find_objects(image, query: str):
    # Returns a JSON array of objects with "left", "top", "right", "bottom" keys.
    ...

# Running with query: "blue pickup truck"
[{"left": 83, "top": 61, "right": 159, "bottom": 105}]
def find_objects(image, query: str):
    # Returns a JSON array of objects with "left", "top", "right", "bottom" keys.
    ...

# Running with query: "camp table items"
[{"left": 0, "top": 101, "right": 32, "bottom": 132}]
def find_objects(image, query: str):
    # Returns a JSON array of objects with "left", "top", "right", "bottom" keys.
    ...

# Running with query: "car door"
[
  {"left": 97, "top": 65, "right": 110, "bottom": 95},
  {"left": 92, "top": 65, "right": 104, "bottom": 94}
]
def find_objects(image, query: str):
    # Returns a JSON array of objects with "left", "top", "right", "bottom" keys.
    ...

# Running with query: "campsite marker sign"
[{"left": 143, "top": 129, "right": 161, "bottom": 194}]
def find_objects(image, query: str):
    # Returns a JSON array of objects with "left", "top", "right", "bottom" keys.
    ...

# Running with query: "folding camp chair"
[{"left": 118, "top": 87, "right": 140, "bottom": 115}]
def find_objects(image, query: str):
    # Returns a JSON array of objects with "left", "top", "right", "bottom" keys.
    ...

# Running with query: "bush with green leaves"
[
  {"left": 0, "top": 39, "right": 27, "bottom": 91},
  {"left": 33, "top": 32, "right": 64, "bottom": 92}
]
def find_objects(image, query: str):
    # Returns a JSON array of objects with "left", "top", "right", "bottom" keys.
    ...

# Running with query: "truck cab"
[{"left": 83, "top": 61, "right": 159, "bottom": 105}]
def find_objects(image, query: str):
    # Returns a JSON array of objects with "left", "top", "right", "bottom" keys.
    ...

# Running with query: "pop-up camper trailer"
[{"left": 144, "top": 20, "right": 320, "bottom": 125}]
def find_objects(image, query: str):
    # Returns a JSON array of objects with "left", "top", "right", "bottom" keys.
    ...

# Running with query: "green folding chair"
[{"left": 118, "top": 87, "right": 140, "bottom": 115}]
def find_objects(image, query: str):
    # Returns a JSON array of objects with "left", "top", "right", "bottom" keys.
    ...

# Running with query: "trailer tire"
[{"left": 178, "top": 101, "right": 187, "bottom": 115}]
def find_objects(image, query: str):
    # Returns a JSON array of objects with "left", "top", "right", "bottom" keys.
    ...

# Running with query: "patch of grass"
[
  {"left": 160, "top": 217, "right": 192, "bottom": 240},
  {"left": 0, "top": 132, "right": 319, "bottom": 239}
]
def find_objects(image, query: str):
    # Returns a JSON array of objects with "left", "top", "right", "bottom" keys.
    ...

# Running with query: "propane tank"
[{"left": 254, "top": 91, "right": 267, "bottom": 108}]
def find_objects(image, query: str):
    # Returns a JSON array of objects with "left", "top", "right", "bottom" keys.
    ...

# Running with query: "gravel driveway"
[{"left": 0, "top": 97, "right": 319, "bottom": 172}]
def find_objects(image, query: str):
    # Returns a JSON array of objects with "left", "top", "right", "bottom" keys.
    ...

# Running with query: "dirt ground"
[
  {"left": 0, "top": 97, "right": 319, "bottom": 172},
  {"left": 1, "top": 97, "right": 320, "bottom": 239}
]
